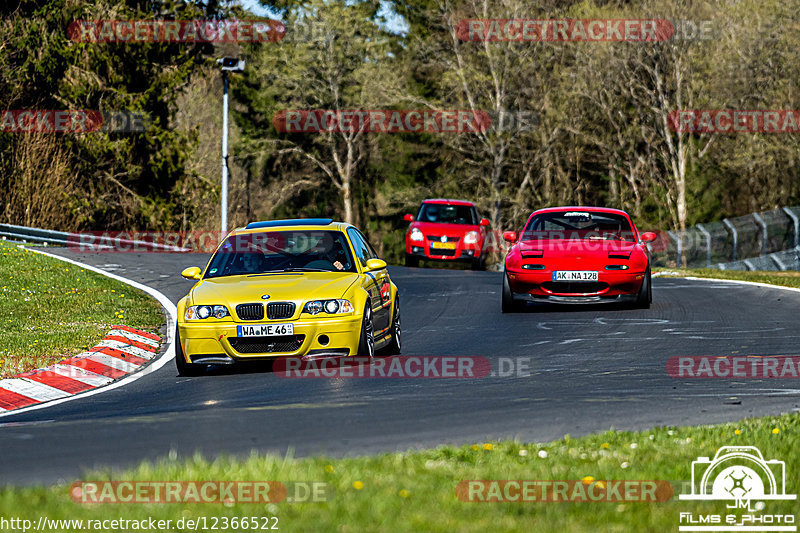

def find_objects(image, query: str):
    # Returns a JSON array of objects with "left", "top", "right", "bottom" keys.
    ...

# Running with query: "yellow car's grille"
[
  {"left": 267, "top": 302, "right": 295, "bottom": 319},
  {"left": 228, "top": 335, "right": 305, "bottom": 354},
  {"left": 236, "top": 303, "right": 264, "bottom": 321}
]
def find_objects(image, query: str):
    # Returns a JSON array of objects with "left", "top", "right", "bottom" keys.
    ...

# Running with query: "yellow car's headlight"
[
  {"left": 185, "top": 305, "right": 230, "bottom": 320},
  {"left": 303, "top": 299, "right": 354, "bottom": 315}
]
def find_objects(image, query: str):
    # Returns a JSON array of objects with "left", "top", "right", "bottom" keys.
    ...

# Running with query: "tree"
[{"left": 236, "top": 0, "right": 402, "bottom": 224}]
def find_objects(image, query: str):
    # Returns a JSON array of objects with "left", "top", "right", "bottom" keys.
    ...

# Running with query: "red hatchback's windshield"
[
  {"left": 416, "top": 203, "right": 477, "bottom": 225},
  {"left": 521, "top": 211, "right": 636, "bottom": 242}
]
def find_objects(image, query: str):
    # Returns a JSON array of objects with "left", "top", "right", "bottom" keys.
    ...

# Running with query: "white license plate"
[
  {"left": 552, "top": 271, "right": 598, "bottom": 282},
  {"left": 237, "top": 323, "right": 294, "bottom": 337}
]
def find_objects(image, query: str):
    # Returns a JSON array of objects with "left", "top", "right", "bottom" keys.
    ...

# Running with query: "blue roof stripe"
[{"left": 245, "top": 218, "right": 334, "bottom": 230}]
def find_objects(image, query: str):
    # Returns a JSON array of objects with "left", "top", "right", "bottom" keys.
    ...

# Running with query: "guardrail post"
[
  {"left": 752, "top": 212, "right": 768, "bottom": 256},
  {"left": 722, "top": 218, "right": 737, "bottom": 262},
  {"left": 696, "top": 224, "right": 711, "bottom": 268},
  {"left": 667, "top": 230, "right": 682, "bottom": 268},
  {"left": 770, "top": 253, "right": 787, "bottom": 271},
  {"left": 782, "top": 207, "right": 799, "bottom": 248}
]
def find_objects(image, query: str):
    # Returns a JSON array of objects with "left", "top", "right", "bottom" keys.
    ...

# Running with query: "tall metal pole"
[{"left": 221, "top": 71, "right": 229, "bottom": 235}]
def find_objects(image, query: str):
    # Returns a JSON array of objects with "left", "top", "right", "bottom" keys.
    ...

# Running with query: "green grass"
[
  {"left": 0, "top": 416, "right": 796, "bottom": 532},
  {"left": 657, "top": 267, "right": 800, "bottom": 289},
  {"left": 0, "top": 242, "right": 164, "bottom": 377},
  {"left": 0, "top": 266, "right": 797, "bottom": 531}
]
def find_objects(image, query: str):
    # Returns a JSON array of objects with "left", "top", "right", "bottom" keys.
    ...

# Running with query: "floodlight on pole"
[{"left": 217, "top": 57, "right": 245, "bottom": 234}]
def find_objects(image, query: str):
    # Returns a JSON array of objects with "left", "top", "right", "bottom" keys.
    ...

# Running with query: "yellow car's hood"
[{"left": 190, "top": 272, "right": 360, "bottom": 307}]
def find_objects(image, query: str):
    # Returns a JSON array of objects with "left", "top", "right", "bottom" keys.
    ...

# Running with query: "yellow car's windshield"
[{"left": 205, "top": 230, "right": 357, "bottom": 278}]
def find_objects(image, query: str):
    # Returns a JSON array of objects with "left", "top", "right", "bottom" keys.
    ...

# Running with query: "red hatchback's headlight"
[
  {"left": 463, "top": 231, "right": 478, "bottom": 244},
  {"left": 409, "top": 228, "right": 424, "bottom": 242}
]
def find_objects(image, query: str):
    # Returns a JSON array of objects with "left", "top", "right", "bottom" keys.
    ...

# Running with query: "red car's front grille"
[
  {"left": 426, "top": 235, "right": 460, "bottom": 242},
  {"left": 541, "top": 282, "right": 609, "bottom": 295}
]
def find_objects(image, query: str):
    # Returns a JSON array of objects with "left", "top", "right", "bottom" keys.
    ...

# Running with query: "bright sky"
[{"left": 237, "top": 0, "right": 408, "bottom": 34}]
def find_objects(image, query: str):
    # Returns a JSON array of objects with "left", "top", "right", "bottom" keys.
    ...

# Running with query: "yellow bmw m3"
[{"left": 175, "top": 219, "right": 401, "bottom": 375}]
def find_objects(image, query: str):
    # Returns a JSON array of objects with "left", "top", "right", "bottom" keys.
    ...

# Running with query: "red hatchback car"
[
  {"left": 502, "top": 207, "right": 657, "bottom": 312},
  {"left": 404, "top": 199, "right": 490, "bottom": 270}
]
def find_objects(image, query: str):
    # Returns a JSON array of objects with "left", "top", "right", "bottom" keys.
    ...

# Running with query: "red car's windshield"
[
  {"left": 416, "top": 203, "right": 477, "bottom": 225},
  {"left": 521, "top": 211, "right": 636, "bottom": 242}
]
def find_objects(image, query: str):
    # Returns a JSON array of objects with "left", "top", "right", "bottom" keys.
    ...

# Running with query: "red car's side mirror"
[
  {"left": 479, "top": 218, "right": 490, "bottom": 227},
  {"left": 403, "top": 214, "right": 414, "bottom": 222},
  {"left": 503, "top": 231, "right": 517, "bottom": 243},
  {"left": 640, "top": 232, "right": 657, "bottom": 243}
]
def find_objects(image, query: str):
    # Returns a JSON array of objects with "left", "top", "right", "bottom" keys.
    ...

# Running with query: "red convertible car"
[
  {"left": 404, "top": 199, "right": 490, "bottom": 270},
  {"left": 502, "top": 207, "right": 656, "bottom": 312}
]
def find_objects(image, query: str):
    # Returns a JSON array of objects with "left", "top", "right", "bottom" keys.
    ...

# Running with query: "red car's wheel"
[
  {"left": 502, "top": 270, "right": 522, "bottom": 313},
  {"left": 635, "top": 268, "right": 652, "bottom": 309}
]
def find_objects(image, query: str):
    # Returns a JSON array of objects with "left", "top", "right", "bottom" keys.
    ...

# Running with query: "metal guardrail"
[
  {"left": 0, "top": 223, "right": 189, "bottom": 252},
  {"left": 651, "top": 206, "right": 800, "bottom": 271}
]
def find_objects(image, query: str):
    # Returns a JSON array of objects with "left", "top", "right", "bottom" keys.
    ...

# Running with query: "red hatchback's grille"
[
  {"left": 426, "top": 235, "right": 460, "bottom": 242},
  {"left": 541, "top": 282, "right": 608, "bottom": 295},
  {"left": 429, "top": 248, "right": 457, "bottom": 257}
]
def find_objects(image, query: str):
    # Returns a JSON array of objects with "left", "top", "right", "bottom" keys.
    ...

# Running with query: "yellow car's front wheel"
[
  {"left": 357, "top": 305, "right": 375, "bottom": 358},
  {"left": 383, "top": 296, "right": 401, "bottom": 355}
]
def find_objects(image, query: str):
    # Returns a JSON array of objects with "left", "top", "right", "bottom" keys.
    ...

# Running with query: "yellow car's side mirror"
[
  {"left": 365, "top": 258, "right": 387, "bottom": 272},
  {"left": 181, "top": 266, "right": 202, "bottom": 280}
]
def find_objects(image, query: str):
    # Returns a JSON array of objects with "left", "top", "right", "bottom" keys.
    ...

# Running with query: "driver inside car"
[
  {"left": 308, "top": 233, "right": 346, "bottom": 271},
  {"left": 239, "top": 252, "right": 265, "bottom": 274}
]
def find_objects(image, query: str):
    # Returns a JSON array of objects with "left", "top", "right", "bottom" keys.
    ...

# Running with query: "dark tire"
[
  {"left": 384, "top": 296, "right": 401, "bottom": 355},
  {"left": 405, "top": 254, "right": 419, "bottom": 268},
  {"left": 175, "top": 325, "right": 204, "bottom": 376},
  {"left": 470, "top": 255, "right": 485, "bottom": 271},
  {"left": 357, "top": 305, "right": 375, "bottom": 357},
  {"left": 635, "top": 268, "right": 652, "bottom": 309},
  {"left": 502, "top": 271, "right": 521, "bottom": 313}
]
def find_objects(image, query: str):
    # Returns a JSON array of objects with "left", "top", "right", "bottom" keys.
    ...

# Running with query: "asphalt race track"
[{"left": 2, "top": 249, "right": 799, "bottom": 485}]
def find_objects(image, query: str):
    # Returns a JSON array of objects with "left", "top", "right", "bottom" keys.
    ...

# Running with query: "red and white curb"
[
  {"left": 0, "top": 246, "right": 177, "bottom": 418},
  {"left": 0, "top": 325, "right": 162, "bottom": 412}
]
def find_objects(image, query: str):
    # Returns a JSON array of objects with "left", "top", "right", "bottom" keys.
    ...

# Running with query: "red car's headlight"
[{"left": 463, "top": 231, "right": 478, "bottom": 244}]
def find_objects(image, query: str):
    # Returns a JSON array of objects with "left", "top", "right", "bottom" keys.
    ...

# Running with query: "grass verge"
[
  {"left": 0, "top": 415, "right": 796, "bottom": 532},
  {"left": 0, "top": 268, "right": 797, "bottom": 532},
  {"left": 0, "top": 242, "right": 164, "bottom": 378},
  {"left": 657, "top": 267, "right": 800, "bottom": 289}
]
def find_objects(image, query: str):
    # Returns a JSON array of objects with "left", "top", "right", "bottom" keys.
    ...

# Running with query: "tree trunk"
[{"left": 342, "top": 179, "right": 353, "bottom": 224}]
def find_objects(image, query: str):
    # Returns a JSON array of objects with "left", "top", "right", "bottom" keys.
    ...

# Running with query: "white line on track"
[{"left": 0, "top": 247, "right": 178, "bottom": 419}]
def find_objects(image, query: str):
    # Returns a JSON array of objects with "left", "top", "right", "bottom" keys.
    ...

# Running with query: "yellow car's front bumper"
[{"left": 178, "top": 314, "right": 363, "bottom": 361}]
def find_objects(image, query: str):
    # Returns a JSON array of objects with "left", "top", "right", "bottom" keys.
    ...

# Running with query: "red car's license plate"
[{"left": 552, "top": 271, "right": 598, "bottom": 282}]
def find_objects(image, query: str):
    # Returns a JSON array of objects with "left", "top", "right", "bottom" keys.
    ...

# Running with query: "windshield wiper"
[{"left": 280, "top": 267, "right": 330, "bottom": 272}]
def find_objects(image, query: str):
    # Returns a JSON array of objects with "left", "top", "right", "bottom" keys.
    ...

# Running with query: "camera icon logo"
[{"left": 679, "top": 446, "right": 795, "bottom": 502}]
